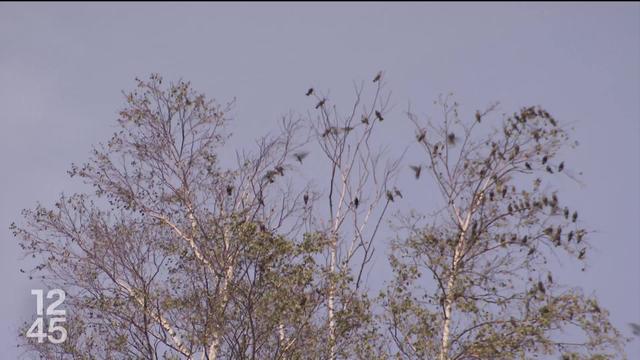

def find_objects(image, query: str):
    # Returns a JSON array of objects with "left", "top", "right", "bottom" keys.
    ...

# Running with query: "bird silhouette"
[
  {"left": 375, "top": 111, "right": 384, "bottom": 121},
  {"left": 558, "top": 161, "right": 564, "bottom": 172},
  {"left": 373, "top": 71, "right": 382, "bottom": 83},
  {"left": 386, "top": 191, "right": 394, "bottom": 202},
  {"left": 475, "top": 111, "right": 482, "bottom": 123},
  {"left": 303, "top": 193, "right": 309, "bottom": 205},
  {"left": 394, "top": 188, "right": 403, "bottom": 199},
  {"left": 546, "top": 166, "right": 554, "bottom": 174},
  {"left": 315, "top": 99, "right": 326, "bottom": 109},
  {"left": 447, "top": 133, "right": 457, "bottom": 145},
  {"left": 361, "top": 115, "right": 369, "bottom": 125},
  {"left": 572, "top": 211, "right": 578, "bottom": 223},
  {"left": 410, "top": 165, "right": 422, "bottom": 179},
  {"left": 537, "top": 281, "right": 546, "bottom": 294},
  {"left": 578, "top": 248, "right": 586, "bottom": 260},
  {"left": 542, "top": 156, "right": 548, "bottom": 165},
  {"left": 525, "top": 162, "right": 532, "bottom": 170},
  {"left": 293, "top": 151, "right": 309, "bottom": 163},
  {"left": 305, "top": 88, "right": 314, "bottom": 96},
  {"left": 416, "top": 130, "right": 426, "bottom": 143},
  {"left": 275, "top": 166, "right": 285, "bottom": 176},
  {"left": 353, "top": 197, "right": 359, "bottom": 208}
]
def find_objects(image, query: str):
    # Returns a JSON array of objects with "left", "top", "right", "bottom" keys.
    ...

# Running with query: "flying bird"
[
  {"left": 315, "top": 99, "right": 326, "bottom": 109},
  {"left": 375, "top": 111, "right": 384, "bottom": 121},
  {"left": 293, "top": 151, "right": 309, "bottom": 163},
  {"left": 305, "top": 88, "right": 314, "bottom": 96},
  {"left": 410, "top": 165, "right": 422, "bottom": 179},
  {"left": 373, "top": 71, "right": 382, "bottom": 83}
]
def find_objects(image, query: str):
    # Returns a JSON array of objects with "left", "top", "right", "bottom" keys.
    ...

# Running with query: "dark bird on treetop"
[
  {"left": 303, "top": 193, "right": 309, "bottom": 205},
  {"left": 315, "top": 99, "right": 326, "bottom": 109},
  {"left": 475, "top": 111, "right": 482, "bottom": 123},
  {"left": 373, "top": 71, "right": 382, "bottom": 83},
  {"left": 305, "top": 88, "right": 314, "bottom": 96},
  {"left": 572, "top": 211, "right": 578, "bottom": 223},
  {"left": 375, "top": 111, "right": 384, "bottom": 121},
  {"left": 416, "top": 130, "right": 426, "bottom": 143},
  {"left": 542, "top": 155, "right": 548, "bottom": 165},
  {"left": 361, "top": 115, "right": 369, "bottom": 125},
  {"left": 386, "top": 190, "right": 394, "bottom": 202},
  {"left": 447, "top": 133, "right": 457, "bottom": 145},
  {"left": 353, "top": 197, "right": 359, "bottom": 208},
  {"left": 410, "top": 165, "right": 422, "bottom": 179},
  {"left": 525, "top": 162, "right": 532, "bottom": 170},
  {"left": 558, "top": 161, "right": 564, "bottom": 172},
  {"left": 293, "top": 151, "right": 309, "bottom": 163},
  {"left": 546, "top": 166, "right": 554, "bottom": 174},
  {"left": 537, "top": 281, "right": 546, "bottom": 294}
]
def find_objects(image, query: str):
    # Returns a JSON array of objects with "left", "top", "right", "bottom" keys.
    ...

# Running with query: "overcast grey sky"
[{"left": 1, "top": 3, "right": 638, "bottom": 358}]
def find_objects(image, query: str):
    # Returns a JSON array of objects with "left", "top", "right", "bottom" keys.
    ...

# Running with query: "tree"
[
  {"left": 382, "top": 97, "right": 626, "bottom": 359},
  {"left": 12, "top": 74, "right": 397, "bottom": 359}
]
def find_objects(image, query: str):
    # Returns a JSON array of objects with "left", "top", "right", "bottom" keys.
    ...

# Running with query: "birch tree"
[
  {"left": 382, "top": 98, "right": 626, "bottom": 359},
  {"left": 13, "top": 75, "right": 332, "bottom": 359}
]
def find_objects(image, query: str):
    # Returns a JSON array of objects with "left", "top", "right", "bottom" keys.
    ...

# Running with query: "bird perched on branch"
[
  {"left": 373, "top": 71, "right": 382, "bottom": 83},
  {"left": 416, "top": 130, "right": 426, "bottom": 143},
  {"left": 305, "top": 88, "right": 314, "bottom": 96},
  {"left": 315, "top": 99, "right": 326, "bottom": 109},
  {"left": 375, "top": 111, "right": 384, "bottom": 122}
]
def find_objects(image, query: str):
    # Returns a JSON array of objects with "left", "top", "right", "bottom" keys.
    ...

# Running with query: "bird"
[
  {"left": 578, "top": 248, "right": 586, "bottom": 260},
  {"left": 564, "top": 207, "right": 570, "bottom": 219},
  {"left": 410, "top": 165, "right": 422, "bottom": 179},
  {"left": 373, "top": 71, "right": 382, "bottom": 83},
  {"left": 293, "top": 151, "right": 309, "bottom": 163},
  {"left": 558, "top": 161, "right": 564, "bottom": 172},
  {"left": 394, "top": 188, "right": 403, "bottom": 199},
  {"left": 341, "top": 126, "right": 354, "bottom": 133},
  {"left": 226, "top": 185, "right": 233, "bottom": 196},
  {"left": 525, "top": 162, "right": 532, "bottom": 170},
  {"left": 475, "top": 111, "right": 482, "bottom": 123},
  {"left": 447, "top": 133, "right": 457, "bottom": 145},
  {"left": 547, "top": 272, "right": 553, "bottom": 284},
  {"left": 537, "top": 281, "right": 546, "bottom": 294},
  {"left": 275, "top": 166, "right": 285, "bottom": 176},
  {"left": 546, "top": 166, "right": 554, "bottom": 174},
  {"left": 265, "top": 170, "right": 277, "bottom": 183},
  {"left": 353, "top": 197, "right": 359, "bottom": 208},
  {"left": 542, "top": 156, "right": 548, "bottom": 165},
  {"left": 303, "top": 193, "right": 309, "bottom": 205},
  {"left": 416, "top": 130, "right": 426, "bottom": 143},
  {"left": 629, "top": 323, "right": 640, "bottom": 336},
  {"left": 361, "top": 116, "right": 369, "bottom": 125},
  {"left": 305, "top": 88, "right": 314, "bottom": 96},
  {"left": 386, "top": 190, "right": 394, "bottom": 202},
  {"left": 315, "top": 99, "right": 326, "bottom": 109},
  {"left": 572, "top": 211, "right": 578, "bottom": 223},
  {"left": 375, "top": 111, "right": 384, "bottom": 121}
]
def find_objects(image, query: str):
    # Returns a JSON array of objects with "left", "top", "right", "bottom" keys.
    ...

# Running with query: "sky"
[{"left": 0, "top": 3, "right": 638, "bottom": 358}]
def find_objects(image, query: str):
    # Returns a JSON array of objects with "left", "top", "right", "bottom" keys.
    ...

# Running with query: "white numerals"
[{"left": 27, "top": 289, "right": 67, "bottom": 343}]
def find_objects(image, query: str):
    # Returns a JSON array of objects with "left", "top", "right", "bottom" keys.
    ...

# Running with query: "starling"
[
  {"left": 305, "top": 88, "right": 314, "bottom": 96},
  {"left": 578, "top": 248, "right": 586, "bottom": 260},
  {"left": 542, "top": 155, "right": 548, "bottom": 165},
  {"left": 375, "top": 111, "right": 384, "bottom": 121},
  {"left": 558, "top": 161, "right": 564, "bottom": 172},
  {"left": 353, "top": 197, "right": 359, "bottom": 208},
  {"left": 293, "top": 151, "right": 309, "bottom": 163},
  {"left": 567, "top": 230, "right": 574, "bottom": 242},
  {"left": 447, "top": 133, "right": 457, "bottom": 145},
  {"left": 315, "top": 99, "right": 326, "bottom": 109},
  {"left": 410, "top": 165, "right": 422, "bottom": 179},
  {"left": 525, "top": 162, "right": 532, "bottom": 170},
  {"left": 416, "top": 130, "right": 426, "bottom": 143},
  {"left": 475, "top": 111, "right": 482, "bottom": 123},
  {"left": 572, "top": 211, "right": 578, "bottom": 223},
  {"left": 527, "top": 247, "right": 535, "bottom": 256},
  {"left": 394, "top": 188, "right": 403, "bottom": 199},
  {"left": 373, "top": 71, "right": 382, "bottom": 83},
  {"left": 386, "top": 190, "right": 394, "bottom": 202},
  {"left": 564, "top": 207, "right": 569, "bottom": 219},
  {"left": 361, "top": 115, "right": 369, "bottom": 125},
  {"left": 546, "top": 165, "right": 554, "bottom": 174},
  {"left": 303, "top": 193, "right": 309, "bottom": 205}
]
